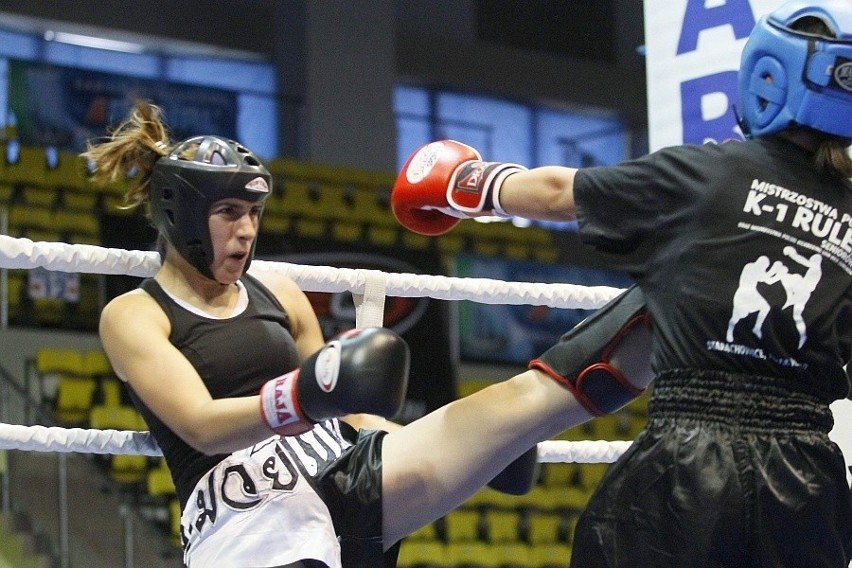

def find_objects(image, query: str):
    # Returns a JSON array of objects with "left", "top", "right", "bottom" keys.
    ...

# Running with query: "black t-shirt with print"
[{"left": 574, "top": 136, "right": 851, "bottom": 401}]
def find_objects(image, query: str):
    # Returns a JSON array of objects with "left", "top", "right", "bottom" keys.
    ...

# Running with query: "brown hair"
[
  {"left": 813, "top": 137, "right": 852, "bottom": 180},
  {"left": 790, "top": 16, "right": 852, "bottom": 180},
  {"left": 81, "top": 100, "right": 173, "bottom": 209}
]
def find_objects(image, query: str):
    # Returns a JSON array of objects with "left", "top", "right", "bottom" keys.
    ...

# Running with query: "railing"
[{"left": 0, "top": 361, "right": 180, "bottom": 568}]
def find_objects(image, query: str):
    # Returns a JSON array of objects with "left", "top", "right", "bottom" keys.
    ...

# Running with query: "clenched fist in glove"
[
  {"left": 260, "top": 327, "right": 410, "bottom": 436},
  {"left": 391, "top": 140, "right": 527, "bottom": 236}
]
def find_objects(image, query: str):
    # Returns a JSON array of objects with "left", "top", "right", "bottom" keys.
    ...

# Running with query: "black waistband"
[{"left": 648, "top": 369, "right": 834, "bottom": 433}]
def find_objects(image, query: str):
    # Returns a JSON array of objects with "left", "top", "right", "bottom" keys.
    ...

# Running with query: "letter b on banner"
[{"left": 680, "top": 70, "right": 739, "bottom": 144}]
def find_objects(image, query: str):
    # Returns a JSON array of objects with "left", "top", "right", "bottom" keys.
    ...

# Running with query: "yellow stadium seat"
[
  {"left": 504, "top": 243, "right": 531, "bottom": 260},
  {"left": 8, "top": 204, "right": 54, "bottom": 233},
  {"left": 89, "top": 402, "right": 139, "bottom": 431},
  {"left": 540, "top": 463, "right": 581, "bottom": 488},
  {"left": 397, "top": 539, "right": 451, "bottom": 568},
  {"left": 147, "top": 458, "right": 176, "bottom": 499},
  {"left": 108, "top": 453, "right": 149, "bottom": 485},
  {"left": 407, "top": 521, "right": 439, "bottom": 541},
  {"left": 90, "top": 404, "right": 149, "bottom": 484},
  {"left": 524, "top": 485, "right": 591, "bottom": 513},
  {"left": 525, "top": 511, "right": 566, "bottom": 545},
  {"left": 53, "top": 375, "right": 97, "bottom": 424},
  {"left": 2, "top": 146, "right": 48, "bottom": 185},
  {"left": 552, "top": 486, "right": 594, "bottom": 511},
  {"left": 259, "top": 213, "right": 290, "bottom": 235},
  {"left": 33, "top": 296, "right": 69, "bottom": 326},
  {"left": 483, "top": 509, "right": 521, "bottom": 543},
  {"left": 464, "top": 487, "right": 524, "bottom": 510},
  {"left": 331, "top": 220, "right": 363, "bottom": 242},
  {"left": 554, "top": 421, "right": 596, "bottom": 442},
  {"left": 0, "top": 182, "right": 13, "bottom": 203},
  {"left": 436, "top": 233, "right": 466, "bottom": 254},
  {"left": 21, "top": 185, "right": 57, "bottom": 207},
  {"left": 97, "top": 378, "right": 123, "bottom": 407},
  {"left": 293, "top": 217, "right": 327, "bottom": 238},
  {"left": 169, "top": 498, "right": 183, "bottom": 547},
  {"left": 471, "top": 240, "right": 501, "bottom": 257},
  {"left": 530, "top": 543, "right": 572, "bottom": 568},
  {"left": 344, "top": 186, "right": 397, "bottom": 227},
  {"left": 533, "top": 247, "right": 559, "bottom": 263},
  {"left": 443, "top": 509, "right": 481, "bottom": 542},
  {"left": 492, "top": 542, "right": 534, "bottom": 567},
  {"left": 366, "top": 224, "right": 399, "bottom": 247},
  {"left": 446, "top": 540, "right": 498, "bottom": 567},
  {"left": 563, "top": 514, "right": 580, "bottom": 544},
  {"left": 61, "top": 190, "right": 98, "bottom": 210},
  {"left": 52, "top": 209, "right": 99, "bottom": 239},
  {"left": 274, "top": 178, "right": 314, "bottom": 217},
  {"left": 625, "top": 413, "right": 647, "bottom": 439},
  {"left": 5, "top": 270, "right": 25, "bottom": 320},
  {"left": 84, "top": 349, "right": 113, "bottom": 378},
  {"left": 35, "top": 347, "right": 85, "bottom": 375},
  {"left": 401, "top": 231, "right": 431, "bottom": 250},
  {"left": 579, "top": 463, "right": 610, "bottom": 490}
]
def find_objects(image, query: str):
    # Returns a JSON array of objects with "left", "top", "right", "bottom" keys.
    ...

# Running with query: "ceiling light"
[{"left": 43, "top": 30, "right": 145, "bottom": 54}]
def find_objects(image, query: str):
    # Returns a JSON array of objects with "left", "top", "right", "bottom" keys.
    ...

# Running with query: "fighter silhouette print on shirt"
[{"left": 726, "top": 245, "right": 822, "bottom": 350}]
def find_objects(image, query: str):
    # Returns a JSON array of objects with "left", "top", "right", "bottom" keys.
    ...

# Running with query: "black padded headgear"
[{"left": 149, "top": 136, "right": 271, "bottom": 279}]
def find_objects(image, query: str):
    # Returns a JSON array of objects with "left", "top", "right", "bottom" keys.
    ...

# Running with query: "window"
[
  {"left": 395, "top": 85, "right": 628, "bottom": 168},
  {"left": 0, "top": 26, "right": 278, "bottom": 157},
  {"left": 393, "top": 85, "right": 629, "bottom": 230}
]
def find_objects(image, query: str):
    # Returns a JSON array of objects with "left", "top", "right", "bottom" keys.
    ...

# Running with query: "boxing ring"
[
  {"left": 0, "top": 234, "right": 632, "bottom": 464},
  {"left": 1, "top": 234, "right": 850, "bottom": 568}
]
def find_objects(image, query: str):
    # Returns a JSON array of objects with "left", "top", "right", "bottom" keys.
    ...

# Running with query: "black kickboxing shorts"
[
  {"left": 315, "top": 425, "right": 400, "bottom": 568},
  {"left": 569, "top": 369, "right": 852, "bottom": 568}
]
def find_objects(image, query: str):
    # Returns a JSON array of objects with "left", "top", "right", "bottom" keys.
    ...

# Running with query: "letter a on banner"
[{"left": 643, "top": 0, "right": 785, "bottom": 151}]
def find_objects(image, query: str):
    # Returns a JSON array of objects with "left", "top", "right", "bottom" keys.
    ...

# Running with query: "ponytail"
[{"left": 81, "top": 100, "right": 173, "bottom": 209}]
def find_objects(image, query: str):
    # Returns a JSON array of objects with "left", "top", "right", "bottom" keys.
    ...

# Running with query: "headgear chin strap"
[
  {"left": 149, "top": 136, "right": 272, "bottom": 280},
  {"left": 738, "top": 0, "right": 852, "bottom": 139}
]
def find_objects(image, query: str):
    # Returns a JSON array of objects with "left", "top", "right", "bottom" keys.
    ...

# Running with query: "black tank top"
[{"left": 131, "top": 274, "right": 301, "bottom": 507}]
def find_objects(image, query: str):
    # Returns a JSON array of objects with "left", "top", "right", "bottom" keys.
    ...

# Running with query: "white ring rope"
[
  {"left": 0, "top": 235, "right": 623, "bottom": 308},
  {"left": 0, "top": 423, "right": 162, "bottom": 456},
  {"left": 0, "top": 424, "right": 631, "bottom": 463},
  {"left": 0, "top": 236, "right": 633, "bottom": 463}
]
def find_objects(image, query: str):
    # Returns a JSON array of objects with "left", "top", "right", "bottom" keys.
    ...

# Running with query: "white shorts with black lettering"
[{"left": 181, "top": 421, "right": 352, "bottom": 568}]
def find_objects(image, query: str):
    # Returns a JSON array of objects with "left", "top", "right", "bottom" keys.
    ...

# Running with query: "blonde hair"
[{"left": 81, "top": 100, "right": 172, "bottom": 209}]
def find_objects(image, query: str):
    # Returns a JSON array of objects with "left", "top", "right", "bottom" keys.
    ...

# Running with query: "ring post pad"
[{"left": 528, "top": 285, "right": 649, "bottom": 416}]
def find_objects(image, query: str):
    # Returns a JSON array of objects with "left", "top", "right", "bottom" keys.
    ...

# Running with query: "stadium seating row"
[{"left": 0, "top": 143, "right": 557, "bottom": 262}]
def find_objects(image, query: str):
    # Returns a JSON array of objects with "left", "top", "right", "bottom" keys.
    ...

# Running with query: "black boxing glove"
[
  {"left": 487, "top": 445, "right": 540, "bottom": 495},
  {"left": 260, "top": 327, "right": 410, "bottom": 436}
]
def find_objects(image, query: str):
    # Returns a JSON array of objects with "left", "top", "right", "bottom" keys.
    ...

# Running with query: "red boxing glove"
[{"left": 391, "top": 140, "right": 526, "bottom": 236}]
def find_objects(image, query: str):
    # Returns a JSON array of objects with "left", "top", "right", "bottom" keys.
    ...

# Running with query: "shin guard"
[{"left": 529, "top": 285, "right": 651, "bottom": 416}]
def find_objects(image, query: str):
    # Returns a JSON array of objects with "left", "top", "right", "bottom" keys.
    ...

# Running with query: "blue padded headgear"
[
  {"left": 149, "top": 136, "right": 271, "bottom": 279},
  {"left": 738, "top": 0, "right": 852, "bottom": 138}
]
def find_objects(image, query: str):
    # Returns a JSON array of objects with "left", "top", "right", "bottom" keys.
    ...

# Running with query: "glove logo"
[
  {"left": 405, "top": 141, "right": 444, "bottom": 184},
  {"left": 834, "top": 61, "right": 852, "bottom": 92},
  {"left": 314, "top": 341, "right": 341, "bottom": 393},
  {"left": 454, "top": 162, "right": 487, "bottom": 194}
]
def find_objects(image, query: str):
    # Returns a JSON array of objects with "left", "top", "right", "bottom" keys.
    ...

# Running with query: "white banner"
[
  {"left": 644, "top": 0, "right": 852, "bottom": 491},
  {"left": 644, "top": 0, "right": 786, "bottom": 151},
  {"left": 830, "top": 397, "right": 852, "bottom": 487}
]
